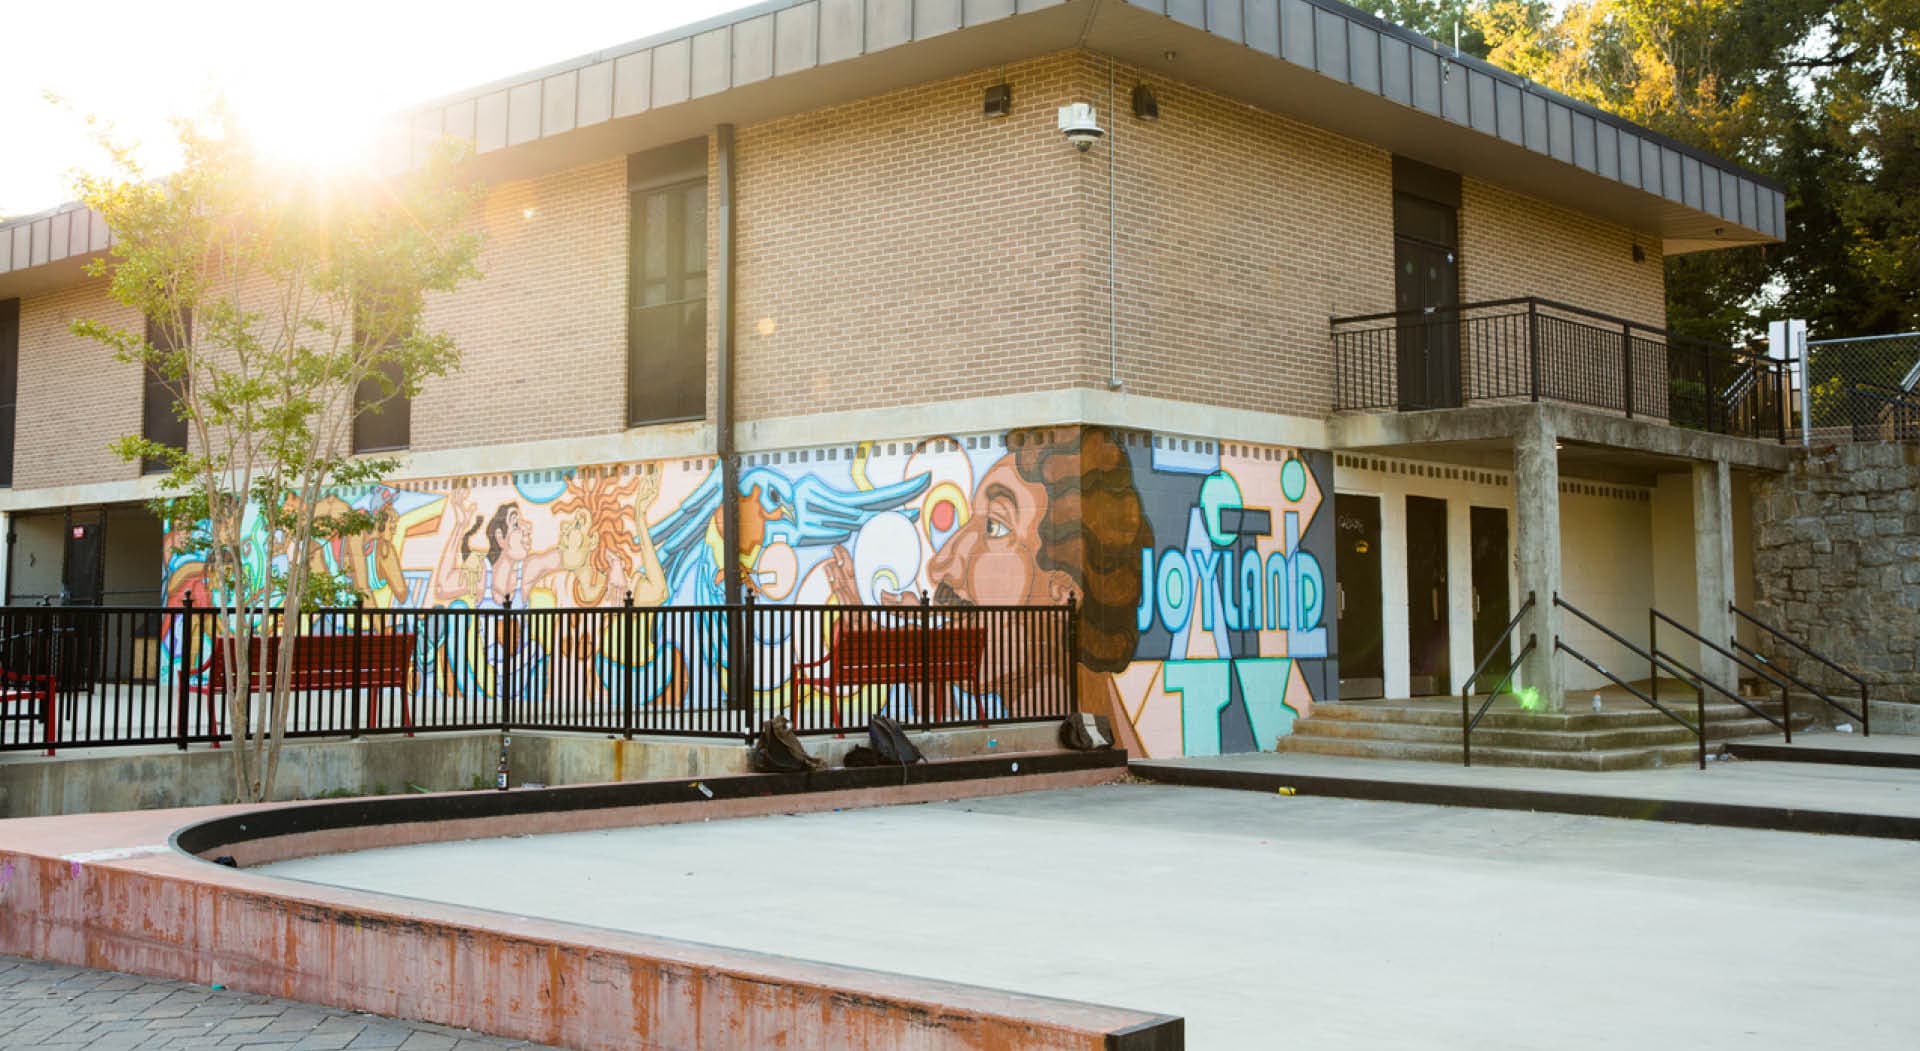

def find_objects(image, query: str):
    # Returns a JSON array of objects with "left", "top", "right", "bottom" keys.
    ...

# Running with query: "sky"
[{"left": 0, "top": 0, "right": 760, "bottom": 218}]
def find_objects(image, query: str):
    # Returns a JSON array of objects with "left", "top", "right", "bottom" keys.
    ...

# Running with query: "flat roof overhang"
[{"left": 0, "top": 0, "right": 1782, "bottom": 300}]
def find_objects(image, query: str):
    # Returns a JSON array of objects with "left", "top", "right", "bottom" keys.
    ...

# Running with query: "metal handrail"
[
  {"left": 1459, "top": 590, "right": 1536, "bottom": 767},
  {"left": 1728, "top": 602, "right": 1869, "bottom": 735},
  {"left": 1555, "top": 595, "right": 1706, "bottom": 770},
  {"left": 1650, "top": 609, "right": 1791, "bottom": 742}
]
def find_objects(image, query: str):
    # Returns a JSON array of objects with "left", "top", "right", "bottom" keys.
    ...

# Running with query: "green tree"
[{"left": 71, "top": 108, "right": 482, "bottom": 802}]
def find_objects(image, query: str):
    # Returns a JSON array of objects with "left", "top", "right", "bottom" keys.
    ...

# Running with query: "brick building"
[{"left": 0, "top": 0, "right": 1794, "bottom": 758}]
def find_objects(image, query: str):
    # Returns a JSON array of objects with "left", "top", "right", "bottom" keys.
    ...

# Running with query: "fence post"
[
  {"left": 1704, "top": 346, "right": 1718, "bottom": 433},
  {"left": 1621, "top": 322, "right": 1635, "bottom": 418},
  {"left": 1527, "top": 299, "right": 1542, "bottom": 402},
  {"left": 623, "top": 590, "right": 636, "bottom": 740},
  {"left": 741, "top": 591, "right": 756, "bottom": 736},
  {"left": 1067, "top": 594, "right": 1081, "bottom": 719},
  {"left": 351, "top": 595, "right": 365, "bottom": 739},
  {"left": 497, "top": 596, "right": 513, "bottom": 734},
  {"left": 919, "top": 590, "right": 933, "bottom": 730},
  {"left": 177, "top": 592, "right": 194, "bottom": 751}
]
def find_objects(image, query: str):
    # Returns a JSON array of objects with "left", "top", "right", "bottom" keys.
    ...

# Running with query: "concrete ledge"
[
  {"left": 1723, "top": 741, "right": 1920, "bottom": 770},
  {"left": 1130, "top": 759, "right": 1920, "bottom": 841},
  {"left": 1331, "top": 402, "right": 1795, "bottom": 472},
  {"left": 0, "top": 751, "right": 1183, "bottom": 1050}
]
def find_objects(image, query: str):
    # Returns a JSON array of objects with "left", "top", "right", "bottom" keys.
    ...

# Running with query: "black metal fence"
[
  {"left": 0, "top": 596, "right": 1079, "bottom": 753},
  {"left": 1332, "top": 297, "right": 1792, "bottom": 441}
]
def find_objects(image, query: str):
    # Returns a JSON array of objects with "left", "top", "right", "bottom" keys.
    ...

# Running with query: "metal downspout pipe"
[{"left": 715, "top": 124, "right": 746, "bottom": 711}]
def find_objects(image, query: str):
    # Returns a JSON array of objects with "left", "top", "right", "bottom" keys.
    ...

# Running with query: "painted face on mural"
[
  {"left": 926, "top": 427, "right": 1153, "bottom": 678},
  {"left": 926, "top": 457, "right": 1073, "bottom": 609}
]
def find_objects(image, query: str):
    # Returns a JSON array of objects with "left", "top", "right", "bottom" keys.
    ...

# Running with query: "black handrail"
[
  {"left": 1728, "top": 603, "right": 1869, "bottom": 735},
  {"left": 1650, "top": 609, "right": 1791, "bottom": 742},
  {"left": 1554, "top": 595, "right": 1705, "bottom": 770},
  {"left": 1459, "top": 590, "right": 1535, "bottom": 767}
]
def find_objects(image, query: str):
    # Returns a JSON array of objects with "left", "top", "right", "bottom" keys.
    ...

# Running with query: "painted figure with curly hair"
[{"left": 824, "top": 426, "right": 1152, "bottom": 746}]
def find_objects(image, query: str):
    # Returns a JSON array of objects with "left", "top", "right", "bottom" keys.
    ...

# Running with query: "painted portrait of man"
[{"left": 921, "top": 425, "right": 1155, "bottom": 752}]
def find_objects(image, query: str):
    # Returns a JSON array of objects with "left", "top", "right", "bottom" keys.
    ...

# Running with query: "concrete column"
[
  {"left": 1692, "top": 459, "right": 1738, "bottom": 693},
  {"left": 1513, "top": 415, "right": 1563, "bottom": 711},
  {"left": 1446, "top": 498, "right": 1475, "bottom": 695}
]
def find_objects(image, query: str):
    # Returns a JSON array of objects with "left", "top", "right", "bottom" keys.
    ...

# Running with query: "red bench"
[
  {"left": 790, "top": 623, "right": 986, "bottom": 727},
  {"left": 180, "top": 633, "right": 415, "bottom": 742},
  {"left": 0, "top": 666, "right": 56, "bottom": 756}
]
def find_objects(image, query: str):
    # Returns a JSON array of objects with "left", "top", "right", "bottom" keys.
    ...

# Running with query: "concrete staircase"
[{"left": 1276, "top": 684, "right": 1816, "bottom": 771}]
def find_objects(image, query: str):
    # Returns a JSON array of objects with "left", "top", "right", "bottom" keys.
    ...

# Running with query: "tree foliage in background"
[
  {"left": 72, "top": 108, "right": 482, "bottom": 802},
  {"left": 1375, "top": 0, "right": 1920, "bottom": 343}
]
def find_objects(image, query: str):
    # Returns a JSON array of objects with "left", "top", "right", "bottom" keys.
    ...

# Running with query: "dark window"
[
  {"left": 142, "top": 311, "right": 190, "bottom": 474},
  {"left": 628, "top": 142, "right": 708, "bottom": 426},
  {"left": 353, "top": 334, "right": 409, "bottom": 453},
  {"left": 0, "top": 298, "right": 18, "bottom": 488}
]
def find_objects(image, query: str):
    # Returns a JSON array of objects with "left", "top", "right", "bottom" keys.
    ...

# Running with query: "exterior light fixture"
[
  {"left": 984, "top": 83, "right": 1011, "bottom": 118},
  {"left": 1131, "top": 84, "right": 1159, "bottom": 120},
  {"left": 1631, "top": 244, "right": 1646, "bottom": 262},
  {"left": 1058, "top": 103, "right": 1104, "bottom": 151}
]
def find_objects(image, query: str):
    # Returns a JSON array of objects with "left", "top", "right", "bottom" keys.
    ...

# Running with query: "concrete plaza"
[{"left": 262, "top": 781, "right": 1920, "bottom": 1050}]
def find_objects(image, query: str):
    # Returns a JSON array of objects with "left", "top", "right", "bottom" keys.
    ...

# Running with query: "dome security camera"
[{"left": 1058, "top": 103, "right": 1104, "bottom": 151}]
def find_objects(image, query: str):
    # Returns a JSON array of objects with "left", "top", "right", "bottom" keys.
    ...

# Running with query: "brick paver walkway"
[{"left": 0, "top": 955, "right": 565, "bottom": 1050}]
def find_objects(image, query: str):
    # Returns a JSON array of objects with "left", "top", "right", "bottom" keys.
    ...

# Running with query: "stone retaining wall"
[{"left": 1751, "top": 442, "right": 1920, "bottom": 704}]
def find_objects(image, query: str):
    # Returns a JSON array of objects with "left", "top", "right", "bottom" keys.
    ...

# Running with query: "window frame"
[
  {"left": 141, "top": 311, "right": 191, "bottom": 475},
  {"left": 626, "top": 140, "right": 709, "bottom": 429}
]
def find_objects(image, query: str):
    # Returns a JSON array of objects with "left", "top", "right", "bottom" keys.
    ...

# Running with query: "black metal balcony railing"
[{"left": 1332, "top": 297, "right": 1793, "bottom": 442}]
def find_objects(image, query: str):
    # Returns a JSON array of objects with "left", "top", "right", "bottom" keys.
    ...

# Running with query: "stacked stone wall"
[{"left": 1751, "top": 443, "right": 1920, "bottom": 703}]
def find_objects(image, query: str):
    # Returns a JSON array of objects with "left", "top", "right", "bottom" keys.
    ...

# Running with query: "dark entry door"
[
  {"left": 1394, "top": 237, "right": 1461, "bottom": 410},
  {"left": 1336, "top": 494, "right": 1383, "bottom": 699},
  {"left": 1469, "top": 506, "right": 1512, "bottom": 692},
  {"left": 1405, "top": 495, "right": 1450, "bottom": 696},
  {"left": 63, "top": 511, "right": 104, "bottom": 605}
]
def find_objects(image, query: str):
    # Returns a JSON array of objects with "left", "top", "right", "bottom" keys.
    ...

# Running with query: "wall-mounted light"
[
  {"left": 983, "top": 83, "right": 1011, "bottom": 118},
  {"left": 1131, "top": 84, "right": 1159, "bottom": 121},
  {"left": 1631, "top": 244, "right": 1646, "bottom": 263}
]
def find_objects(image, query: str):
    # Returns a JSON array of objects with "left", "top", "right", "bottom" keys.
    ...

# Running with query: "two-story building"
[{"left": 0, "top": 0, "right": 1795, "bottom": 759}]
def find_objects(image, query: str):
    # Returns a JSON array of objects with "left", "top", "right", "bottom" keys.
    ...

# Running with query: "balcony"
[{"left": 1332, "top": 298, "right": 1792, "bottom": 442}]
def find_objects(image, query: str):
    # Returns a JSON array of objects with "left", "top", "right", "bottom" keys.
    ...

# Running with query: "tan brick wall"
[
  {"left": 1458, "top": 178, "right": 1668, "bottom": 412},
  {"left": 415, "top": 156, "right": 629, "bottom": 451},
  {"left": 731, "top": 52, "right": 1105, "bottom": 421},
  {"left": 12, "top": 276, "right": 143, "bottom": 490},
  {"left": 1460, "top": 177, "right": 1665, "bottom": 327},
  {"left": 1110, "top": 62, "right": 1396, "bottom": 418}
]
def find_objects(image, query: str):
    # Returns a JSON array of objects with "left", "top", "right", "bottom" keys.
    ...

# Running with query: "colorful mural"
[{"left": 162, "top": 426, "right": 1337, "bottom": 757}]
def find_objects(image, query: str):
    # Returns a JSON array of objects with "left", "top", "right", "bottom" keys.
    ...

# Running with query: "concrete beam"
[{"left": 1331, "top": 402, "right": 1793, "bottom": 473}]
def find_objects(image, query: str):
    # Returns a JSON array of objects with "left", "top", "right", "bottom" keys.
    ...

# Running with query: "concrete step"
[
  {"left": 1309, "top": 700, "right": 1804, "bottom": 734},
  {"left": 1273, "top": 733, "right": 1704, "bottom": 772},
  {"left": 1291, "top": 717, "right": 1698, "bottom": 752}
]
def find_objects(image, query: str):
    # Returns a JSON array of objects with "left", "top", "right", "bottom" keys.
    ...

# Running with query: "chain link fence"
[{"left": 1802, "top": 331, "right": 1920, "bottom": 443}]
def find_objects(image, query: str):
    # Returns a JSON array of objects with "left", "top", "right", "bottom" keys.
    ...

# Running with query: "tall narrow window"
[
  {"left": 352, "top": 333, "right": 409, "bottom": 454},
  {"left": 0, "top": 298, "right": 18, "bottom": 488},
  {"left": 628, "top": 141, "right": 708, "bottom": 426},
  {"left": 142, "top": 311, "right": 190, "bottom": 474}
]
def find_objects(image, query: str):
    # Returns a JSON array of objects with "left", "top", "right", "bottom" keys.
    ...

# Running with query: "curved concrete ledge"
[{"left": 0, "top": 751, "right": 1182, "bottom": 1050}]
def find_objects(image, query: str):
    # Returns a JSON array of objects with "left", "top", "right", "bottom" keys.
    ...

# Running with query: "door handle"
[
  {"left": 1338, "top": 584, "right": 1347, "bottom": 618},
  {"left": 1432, "top": 589, "right": 1441, "bottom": 621},
  {"left": 1473, "top": 589, "right": 1481, "bottom": 617}
]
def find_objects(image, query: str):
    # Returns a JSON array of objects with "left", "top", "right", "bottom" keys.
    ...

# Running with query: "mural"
[{"left": 162, "top": 427, "right": 1337, "bottom": 757}]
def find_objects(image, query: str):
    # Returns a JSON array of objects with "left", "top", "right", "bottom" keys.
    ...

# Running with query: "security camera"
[{"left": 1058, "top": 103, "right": 1104, "bottom": 151}]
